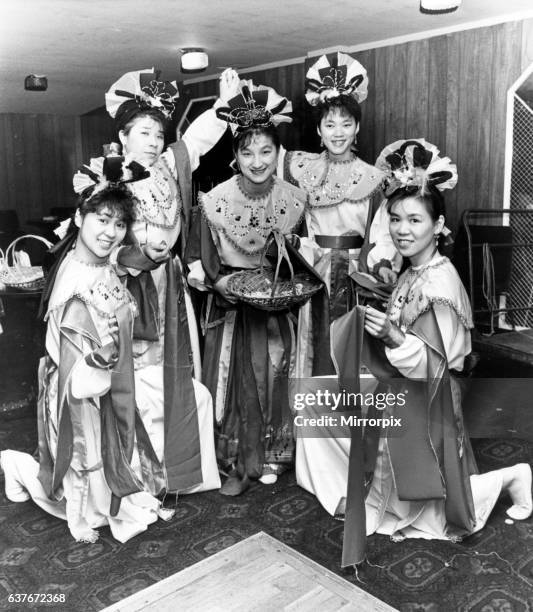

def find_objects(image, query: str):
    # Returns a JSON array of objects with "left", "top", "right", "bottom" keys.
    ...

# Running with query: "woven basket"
[
  {"left": 227, "top": 231, "right": 322, "bottom": 311},
  {"left": 228, "top": 268, "right": 321, "bottom": 311},
  {"left": 0, "top": 234, "right": 53, "bottom": 291}
]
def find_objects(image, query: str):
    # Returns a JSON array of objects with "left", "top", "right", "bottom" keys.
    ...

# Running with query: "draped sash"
[{"left": 332, "top": 305, "right": 476, "bottom": 567}]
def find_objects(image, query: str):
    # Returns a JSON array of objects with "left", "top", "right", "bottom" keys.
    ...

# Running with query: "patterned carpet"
[{"left": 1, "top": 300, "right": 532, "bottom": 612}]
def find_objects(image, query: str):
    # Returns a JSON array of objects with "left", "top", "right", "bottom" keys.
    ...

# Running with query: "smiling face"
[
  {"left": 74, "top": 206, "right": 127, "bottom": 264},
  {"left": 236, "top": 132, "right": 279, "bottom": 193},
  {"left": 389, "top": 196, "right": 444, "bottom": 267},
  {"left": 119, "top": 115, "right": 165, "bottom": 167},
  {"left": 318, "top": 107, "right": 358, "bottom": 161}
]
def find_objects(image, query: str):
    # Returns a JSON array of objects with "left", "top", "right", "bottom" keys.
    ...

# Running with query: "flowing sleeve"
[
  {"left": 185, "top": 210, "right": 222, "bottom": 291},
  {"left": 385, "top": 303, "right": 471, "bottom": 378},
  {"left": 182, "top": 103, "right": 228, "bottom": 172}
]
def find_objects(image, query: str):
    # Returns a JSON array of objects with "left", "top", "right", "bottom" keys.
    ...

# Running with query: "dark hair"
[
  {"left": 39, "top": 184, "right": 137, "bottom": 320},
  {"left": 116, "top": 105, "right": 168, "bottom": 137},
  {"left": 79, "top": 184, "right": 137, "bottom": 227},
  {"left": 315, "top": 94, "right": 362, "bottom": 127},
  {"left": 386, "top": 186, "right": 447, "bottom": 249},
  {"left": 232, "top": 124, "right": 281, "bottom": 157}
]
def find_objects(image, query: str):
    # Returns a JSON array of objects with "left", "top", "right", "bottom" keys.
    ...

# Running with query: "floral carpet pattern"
[{"left": 1, "top": 300, "right": 532, "bottom": 611}]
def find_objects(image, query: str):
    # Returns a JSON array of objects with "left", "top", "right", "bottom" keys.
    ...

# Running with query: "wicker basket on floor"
[
  {"left": 227, "top": 231, "right": 322, "bottom": 311},
  {"left": 0, "top": 234, "right": 53, "bottom": 291}
]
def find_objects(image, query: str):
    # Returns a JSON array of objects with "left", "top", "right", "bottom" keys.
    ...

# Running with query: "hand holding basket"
[{"left": 227, "top": 230, "right": 322, "bottom": 311}]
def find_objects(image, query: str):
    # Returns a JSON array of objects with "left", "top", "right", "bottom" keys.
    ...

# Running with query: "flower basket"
[
  {"left": 0, "top": 234, "right": 53, "bottom": 291},
  {"left": 227, "top": 231, "right": 322, "bottom": 311}
]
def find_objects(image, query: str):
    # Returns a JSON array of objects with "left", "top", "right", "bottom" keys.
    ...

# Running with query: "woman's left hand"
[
  {"left": 219, "top": 68, "right": 240, "bottom": 103},
  {"left": 364, "top": 306, "right": 405, "bottom": 348}
]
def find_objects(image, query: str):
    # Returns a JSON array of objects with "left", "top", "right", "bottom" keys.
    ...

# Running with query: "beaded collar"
[
  {"left": 199, "top": 175, "right": 306, "bottom": 255},
  {"left": 387, "top": 255, "right": 474, "bottom": 330},
  {"left": 288, "top": 150, "right": 384, "bottom": 209},
  {"left": 47, "top": 252, "right": 136, "bottom": 320},
  {"left": 127, "top": 152, "right": 182, "bottom": 230}
]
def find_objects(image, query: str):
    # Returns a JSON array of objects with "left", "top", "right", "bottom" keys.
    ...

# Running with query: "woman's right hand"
[
  {"left": 214, "top": 274, "right": 238, "bottom": 304},
  {"left": 143, "top": 240, "right": 171, "bottom": 264},
  {"left": 364, "top": 305, "right": 405, "bottom": 348},
  {"left": 219, "top": 68, "right": 240, "bottom": 103}
]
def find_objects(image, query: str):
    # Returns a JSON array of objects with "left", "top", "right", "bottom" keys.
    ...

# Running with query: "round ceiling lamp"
[
  {"left": 420, "top": 0, "right": 462, "bottom": 14},
  {"left": 180, "top": 48, "right": 209, "bottom": 73}
]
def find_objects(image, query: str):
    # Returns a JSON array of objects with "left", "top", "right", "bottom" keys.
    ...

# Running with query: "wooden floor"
[{"left": 101, "top": 532, "right": 397, "bottom": 612}]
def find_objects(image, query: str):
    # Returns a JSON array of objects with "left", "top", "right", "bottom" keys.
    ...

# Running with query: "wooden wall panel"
[
  {"left": 405, "top": 39, "right": 429, "bottom": 140},
  {"left": 490, "top": 20, "right": 523, "bottom": 212},
  {"left": 427, "top": 35, "right": 448, "bottom": 156},
  {"left": 0, "top": 114, "right": 80, "bottom": 226}
]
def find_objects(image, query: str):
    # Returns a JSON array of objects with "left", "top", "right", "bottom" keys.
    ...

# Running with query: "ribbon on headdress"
[
  {"left": 72, "top": 153, "right": 150, "bottom": 198},
  {"left": 305, "top": 52, "right": 368, "bottom": 106},
  {"left": 375, "top": 138, "right": 458, "bottom": 198},
  {"left": 216, "top": 79, "right": 292, "bottom": 134},
  {"left": 105, "top": 68, "right": 179, "bottom": 122}
]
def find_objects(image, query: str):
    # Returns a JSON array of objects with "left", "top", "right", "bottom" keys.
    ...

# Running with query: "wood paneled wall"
[
  {"left": 0, "top": 19, "right": 528, "bottom": 232},
  {"left": 0, "top": 114, "right": 82, "bottom": 225}
]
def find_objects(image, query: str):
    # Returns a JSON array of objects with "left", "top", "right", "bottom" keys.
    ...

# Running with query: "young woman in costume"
[
  {"left": 360, "top": 183, "right": 532, "bottom": 542},
  {"left": 72, "top": 68, "right": 241, "bottom": 500},
  {"left": 324, "top": 148, "right": 532, "bottom": 566},
  {"left": 296, "top": 139, "right": 459, "bottom": 520},
  {"left": 186, "top": 80, "right": 323, "bottom": 495},
  {"left": 280, "top": 52, "right": 400, "bottom": 325},
  {"left": 1, "top": 178, "right": 165, "bottom": 543}
]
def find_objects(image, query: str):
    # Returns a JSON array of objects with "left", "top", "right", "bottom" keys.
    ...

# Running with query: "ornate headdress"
[
  {"left": 73, "top": 153, "right": 150, "bottom": 199},
  {"left": 216, "top": 79, "right": 292, "bottom": 133},
  {"left": 305, "top": 52, "right": 368, "bottom": 106},
  {"left": 105, "top": 68, "right": 179, "bottom": 126},
  {"left": 375, "top": 138, "right": 458, "bottom": 198}
]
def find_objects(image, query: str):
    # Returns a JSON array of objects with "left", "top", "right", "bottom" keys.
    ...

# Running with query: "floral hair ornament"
[
  {"left": 305, "top": 52, "right": 368, "bottom": 106},
  {"left": 375, "top": 138, "right": 458, "bottom": 198},
  {"left": 216, "top": 79, "right": 292, "bottom": 134},
  {"left": 105, "top": 68, "right": 179, "bottom": 123}
]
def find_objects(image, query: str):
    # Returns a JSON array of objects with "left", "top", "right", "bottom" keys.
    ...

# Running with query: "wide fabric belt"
[{"left": 315, "top": 234, "right": 364, "bottom": 249}]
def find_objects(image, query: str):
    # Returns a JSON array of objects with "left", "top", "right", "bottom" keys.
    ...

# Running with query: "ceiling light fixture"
[
  {"left": 180, "top": 48, "right": 209, "bottom": 73},
  {"left": 24, "top": 74, "right": 48, "bottom": 91},
  {"left": 420, "top": 0, "right": 462, "bottom": 14}
]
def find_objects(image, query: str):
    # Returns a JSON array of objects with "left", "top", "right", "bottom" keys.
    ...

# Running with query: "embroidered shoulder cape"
[
  {"left": 198, "top": 175, "right": 307, "bottom": 255},
  {"left": 285, "top": 150, "right": 384, "bottom": 209},
  {"left": 387, "top": 255, "right": 474, "bottom": 330}
]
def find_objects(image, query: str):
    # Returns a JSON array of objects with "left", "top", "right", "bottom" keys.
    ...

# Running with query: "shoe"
[
  {"left": 259, "top": 464, "right": 278, "bottom": 485},
  {"left": 0, "top": 450, "right": 30, "bottom": 503}
]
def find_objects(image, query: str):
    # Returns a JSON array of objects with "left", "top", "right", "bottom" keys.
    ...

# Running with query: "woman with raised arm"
[{"left": 72, "top": 68, "right": 240, "bottom": 501}]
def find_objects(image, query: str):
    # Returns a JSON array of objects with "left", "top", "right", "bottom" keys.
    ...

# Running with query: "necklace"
[
  {"left": 130, "top": 157, "right": 182, "bottom": 229},
  {"left": 71, "top": 253, "right": 109, "bottom": 267},
  {"left": 237, "top": 174, "right": 275, "bottom": 201},
  {"left": 387, "top": 255, "right": 446, "bottom": 324}
]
